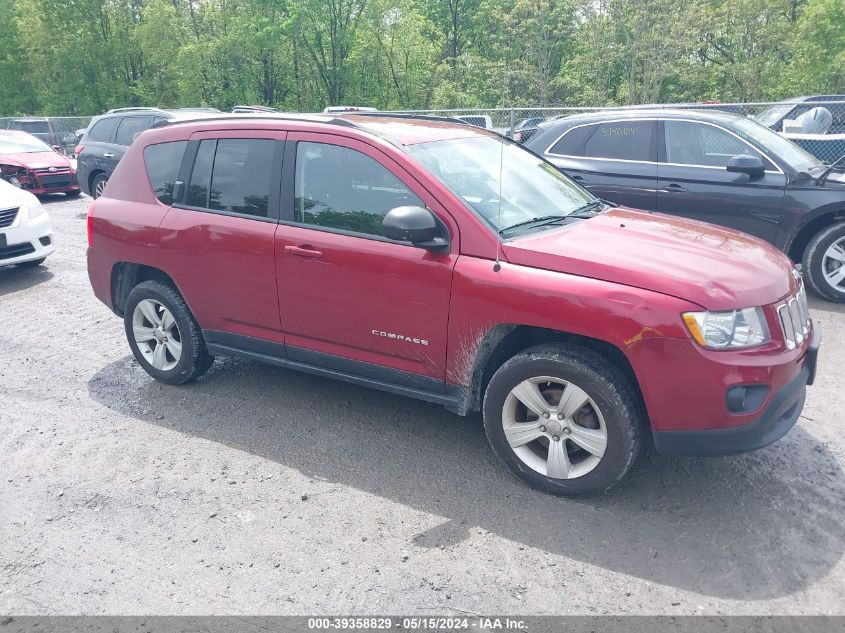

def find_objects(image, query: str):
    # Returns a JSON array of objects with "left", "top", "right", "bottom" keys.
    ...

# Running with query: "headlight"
[
  {"left": 683, "top": 307, "right": 770, "bottom": 350},
  {"left": 27, "top": 198, "right": 44, "bottom": 219}
]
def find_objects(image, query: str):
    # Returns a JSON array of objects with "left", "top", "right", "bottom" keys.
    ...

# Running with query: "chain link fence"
[{"left": 2, "top": 101, "right": 845, "bottom": 163}]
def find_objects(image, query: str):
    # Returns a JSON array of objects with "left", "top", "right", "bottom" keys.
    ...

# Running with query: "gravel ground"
[{"left": 1, "top": 194, "right": 843, "bottom": 616}]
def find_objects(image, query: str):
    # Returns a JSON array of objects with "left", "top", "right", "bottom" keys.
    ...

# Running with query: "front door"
[
  {"left": 274, "top": 134, "right": 457, "bottom": 389},
  {"left": 657, "top": 119, "right": 786, "bottom": 244}
]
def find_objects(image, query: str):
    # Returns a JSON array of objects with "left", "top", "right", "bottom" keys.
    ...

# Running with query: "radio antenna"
[{"left": 493, "top": 129, "right": 504, "bottom": 273}]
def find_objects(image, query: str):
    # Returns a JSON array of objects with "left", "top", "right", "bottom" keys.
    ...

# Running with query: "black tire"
[
  {"left": 65, "top": 190, "right": 82, "bottom": 197},
  {"left": 91, "top": 173, "right": 109, "bottom": 199},
  {"left": 482, "top": 343, "right": 642, "bottom": 496},
  {"left": 17, "top": 258, "right": 46, "bottom": 268},
  {"left": 124, "top": 280, "right": 213, "bottom": 385},
  {"left": 802, "top": 223, "right": 845, "bottom": 302}
]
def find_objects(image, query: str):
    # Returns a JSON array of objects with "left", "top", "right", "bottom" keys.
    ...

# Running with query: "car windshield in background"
[
  {"left": 0, "top": 135, "right": 53, "bottom": 154},
  {"left": 732, "top": 117, "right": 823, "bottom": 172},
  {"left": 407, "top": 136, "right": 593, "bottom": 235},
  {"left": 10, "top": 120, "right": 50, "bottom": 133},
  {"left": 754, "top": 103, "right": 793, "bottom": 127}
]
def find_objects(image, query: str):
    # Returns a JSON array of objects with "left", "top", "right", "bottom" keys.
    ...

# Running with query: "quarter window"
[
  {"left": 664, "top": 121, "right": 764, "bottom": 168},
  {"left": 294, "top": 142, "right": 423, "bottom": 237},
  {"left": 583, "top": 121, "right": 653, "bottom": 161},
  {"left": 186, "top": 138, "right": 274, "bottom": 217},
  {"left": 114, "top": 116, "right": 154, "bottom": 146},
  {"left": 143, "top": 141, "right": 187, "bottom": 205},
  {"left": 87, "top": 118, "right": 119, "bottom": 143},
  {"left": 548, "top": 125, "right": 593, "bottom": 156}
]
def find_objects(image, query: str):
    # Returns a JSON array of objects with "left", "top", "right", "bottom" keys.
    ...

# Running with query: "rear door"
[
  {"left": 656, "top": 119, "right": 786, "bottom": 243},
  {"left": 543, "top": 119, "right": 658, "bottom": 211},
  {"left": 157, "top": 130, "right": 285, "bottom": 345}
]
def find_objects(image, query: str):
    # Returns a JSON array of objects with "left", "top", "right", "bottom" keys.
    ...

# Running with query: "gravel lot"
[{"left": 1, "top": 194, "right": 843, "bottom": 616}]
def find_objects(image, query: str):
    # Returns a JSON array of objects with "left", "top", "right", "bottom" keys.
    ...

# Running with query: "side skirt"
[{"left": 204, "top": 330, "right": 467, "bottom": 413}]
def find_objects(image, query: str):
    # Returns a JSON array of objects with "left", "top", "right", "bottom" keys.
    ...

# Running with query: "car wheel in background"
[
  {"left": 65, "top": 190, "right": 82, "bottom": 197},
  {"left": 482, "top": 344, "right": 642, "bottom": 496},
  {"left": 91, "top": 173, "right": 109, "bottom": 199},
  {"left": 803, "top": 223, "right": 845, "bottom": 303},
  {"left": 124, "top": 280, "right": 214, "bottom": 385}
]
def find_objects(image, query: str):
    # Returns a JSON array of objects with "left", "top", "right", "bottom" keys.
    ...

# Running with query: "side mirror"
[
  {"left": 52, "top": 145, "right": 62, "bottom": 153},
  {"left": 383, "top": 206, "right": 448, "bottom": 250},
  {"left": 726, "top": 154, "right": 765, "bottom": 178}
]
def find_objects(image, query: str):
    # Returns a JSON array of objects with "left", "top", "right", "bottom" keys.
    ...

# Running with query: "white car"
[{"left": 0, "top": 178, "right": 54, "bottom": 268}]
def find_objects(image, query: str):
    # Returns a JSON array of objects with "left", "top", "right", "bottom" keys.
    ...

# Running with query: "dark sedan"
[{"left": 525, "top": 109, "right": 845, "bottom": 302}]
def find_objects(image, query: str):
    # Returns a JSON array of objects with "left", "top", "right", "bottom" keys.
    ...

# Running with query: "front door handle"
[
  {"left": 571, "top": 174, "right": 587, "bottom": 183},
  {"left": 662, "top": 183, "right": 686, "bottom": 193},
  {"left": 103, "top": 152, "right": 115, "bottom": 158},
  {"left": 285, "top": 245, "right": 324, "bottom": 259}
]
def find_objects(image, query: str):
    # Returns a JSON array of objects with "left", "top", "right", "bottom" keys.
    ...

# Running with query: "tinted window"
[
  {"left": 665, "top": 121, "right": 763, "bottom": 167},
  {"left": 187, "top": 140, "right": 214, "bottom": 207},
  {"left": 187, "top": 138, "right": 274, "bottom": 217},
  {"left": 10, "top": 120, "right": 49, "bottom": 133},
  {"left": 143, "top": 141, "right": 187, "bottom": 205},
  {"left": 114, "top": 116, "right": 153, "bottom": 146},
  {"left": 295, "top": 142, "right": 422, "bottom": 237},
  {"left": 548, "top": 125, "right": 593, "bottom": 156},
  {"left": 583, "top": 121, "right": 652, "bottom": 160},
  {"left": 87, "top": 118, "right": 119, "bottom": 143}
]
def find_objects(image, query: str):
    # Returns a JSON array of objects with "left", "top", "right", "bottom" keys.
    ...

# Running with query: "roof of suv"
[
  {"left": 554, "top": 108, "right": 746, "bottom": 125},
  {"left": 150, "top": 112, "right": 489, "bottom": 146}
]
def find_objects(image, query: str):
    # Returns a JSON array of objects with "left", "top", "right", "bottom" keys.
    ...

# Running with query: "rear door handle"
[
  {"left": 571, "top": 174, "right": 587, "bottom": 183},
  {"left": 103, "top": 153, "right": 114, "bottom": 158},
  {"left": 663, "top": 183, "right": 686, "bottom": 193},
  {"left": 285, "top": 245, "right": 324, "bottom": 259}
]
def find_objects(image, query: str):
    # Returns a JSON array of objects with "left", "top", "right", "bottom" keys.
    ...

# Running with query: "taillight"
[
  {"left": 87, "top": 205, "right": 94, "bottom": 247},
  {"left": 74, "top": 145, "right": 84, "bottom": 157}
]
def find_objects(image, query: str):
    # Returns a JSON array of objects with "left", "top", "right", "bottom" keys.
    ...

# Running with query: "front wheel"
[
  {"left": 65, "top": 190, "right": 82, "bottom": 198},
  {"left": 482, "top": 344, "right": 642, "bottom": 496},
  {"left": 124, "top": 280, "right": 213, "bottom": 385},
  {"left": 803, "top": 223, "right": 845, "bottom": 302}
]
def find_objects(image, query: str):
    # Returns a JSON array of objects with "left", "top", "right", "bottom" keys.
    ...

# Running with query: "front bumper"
[
  {"left": 652, "top": 326, "right": 820, "bottom": 457},
  {"left": 0, "top": 209, "right": 55, "bottom": 266}
]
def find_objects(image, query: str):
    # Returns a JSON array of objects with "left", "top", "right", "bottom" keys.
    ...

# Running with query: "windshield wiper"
[
  {"left": 499, "top": 214, "right": 569, "bottom": 235},
  {"left": 566, "top": 199, "right": 608, "bottom": 218},
  {"left": 816, "top": 153, "right": 845, "bottom": 186}
]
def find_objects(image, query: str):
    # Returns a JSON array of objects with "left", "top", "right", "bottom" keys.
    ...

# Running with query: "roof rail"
[
  {"left": 349, "top": 111, "right": 471, "bottom": 126},
  {"left": 106, "top": 107, "right": 167, "bottom": 114},
  {"left": 150, "top": 112, "right": 358, "bottom": 130}
]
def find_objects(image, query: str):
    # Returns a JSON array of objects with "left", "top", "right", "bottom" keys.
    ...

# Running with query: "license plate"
[{"left": 0, "top": 233, "right": 6, "bottom": 248}]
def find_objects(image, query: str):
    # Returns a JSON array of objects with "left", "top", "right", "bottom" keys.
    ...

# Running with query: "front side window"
[
  {"left": 407, "top": 136, "right": 592, "bottom": 235},
  {"left": 294, "top": 142, "right": 423, "bottom": 237},
  {"left": 186, "top": 138, "right": 274, "bottom": 217},
  {"left": 114, "top": 116, "right": 153, "bottom": 146},
  {"left": 664, "top": 121, "right": 764, "bottom": 168},
  {"left": 583, "top": 121, "right": 652, "bottom": 161},
  {"left": 143, "top": 141, "right": 187, "bottom": 204}
]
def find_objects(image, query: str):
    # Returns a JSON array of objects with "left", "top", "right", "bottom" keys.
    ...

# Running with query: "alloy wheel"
[
  {"left": 501, "top": 376, "right": 607, "bottom": 480},
  {"left": 822, "top": 237, "right": 845, "bottom": 292},
  {"left": 132, "top": 299, "right": 182, "bottom": 371}
]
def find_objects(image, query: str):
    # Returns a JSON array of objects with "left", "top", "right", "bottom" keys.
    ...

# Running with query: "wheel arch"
[
  {"left": 110, "top": 262, "right": 178, "bottom": 317},
  {"left": 88, "top": 169, "right": 106, "bottom": 193},
  {"left": 786, "top": 208, "right": 845, "bottom": 263},
  {"left": 458, "top": 324, "right": 646, "bottom": 421}
]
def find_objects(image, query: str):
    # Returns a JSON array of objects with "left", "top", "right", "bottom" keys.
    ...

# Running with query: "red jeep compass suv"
[{"left": 86, "top": 113, "right": 820, "bottom": 495}]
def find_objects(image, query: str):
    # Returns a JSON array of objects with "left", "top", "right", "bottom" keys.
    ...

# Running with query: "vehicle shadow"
[
  {"left": 0, "top": 264, "right": 54, "bottom": 297},
  {"left": 87, "top": 355, "right": 844, "bottom": 601}
]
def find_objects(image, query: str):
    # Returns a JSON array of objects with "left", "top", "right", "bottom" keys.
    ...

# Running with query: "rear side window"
[
  {"left": 294, "top": 141, "right": 423, "bottom": 237},
  {"left": 548, "top": 125, "right": 593, "bottom": 156},
  {"left": 87, "top": 118, "right": 118, "bottom": 143},
  {"left": 583, "top": 121, "right": 653, "bottom": 161},
  {"left": 114, "top": 116, "right": 153, "bottom": 146},
  {"left": 186, "top": 138, "right": 274, "bottom": 217},
  {"left": 143, "top": 141, "right": 187, "bottom": 204}
]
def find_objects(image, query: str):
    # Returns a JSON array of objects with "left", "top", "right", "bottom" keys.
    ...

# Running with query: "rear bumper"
[{"left": 653, "top": 327, "right": 820, "bottom": 457}]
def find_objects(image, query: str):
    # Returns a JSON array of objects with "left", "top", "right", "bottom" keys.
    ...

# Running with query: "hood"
[
  {"left": 502, "top": 207, "right": 796, "bottom": 311},
  {"left": 0, "top": 151, "right": 72, "bottom": 170},
  {"left": 0, "top": 177, "right": 39, "bottom": 208}
]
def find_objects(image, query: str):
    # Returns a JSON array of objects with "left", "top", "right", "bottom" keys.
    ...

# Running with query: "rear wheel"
[
  {"left": 482, "top": 344, "right": 641, "bottom": 495},
  {"left": 803, "top": 223, "right": 845, "bottom": 302},
  {"left": 91, "top": 173, "right": 108, "bottom": 199},
  {"left": 124, "top": 280, "right": 213, "bottom": 385}
]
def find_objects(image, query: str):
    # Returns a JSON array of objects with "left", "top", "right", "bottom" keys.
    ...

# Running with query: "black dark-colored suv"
[
  {"left": 76, "top": 107, "right": 220, "bottom": 198},
  {"left": 525, "top": 109, "right": 845, "bottom": 302}
]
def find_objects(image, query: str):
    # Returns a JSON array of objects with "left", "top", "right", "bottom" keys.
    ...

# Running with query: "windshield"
[
  {"left": 732, "top": 117, "right": 823, "bottom": 172},
  {"left": 407, "top": 136, "right": 593, "bottom": 234},
  {"left": 0, "top": 134, "right": 53, "bottom": 154},
  {"left": 754, "top": 103, "right": 794, "bottom": 128},
  {"left": 10, "top": 120, "right": 50, "bottom": 133}
]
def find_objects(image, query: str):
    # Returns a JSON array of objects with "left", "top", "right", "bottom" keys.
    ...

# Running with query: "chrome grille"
[
  {"left": 0, "top": 207, "right": 19, "bottom": 228},
  {"left": 777, "top": 284, "right": 811, "bottom": 350}
]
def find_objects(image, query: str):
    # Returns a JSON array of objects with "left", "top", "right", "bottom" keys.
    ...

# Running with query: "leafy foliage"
[{"left": 0, "top": 0, "right": 842, "bottom": 116}]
